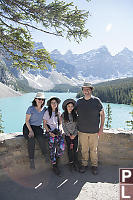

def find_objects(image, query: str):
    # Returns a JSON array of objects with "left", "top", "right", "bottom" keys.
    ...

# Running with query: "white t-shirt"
[{"left": 43, "top": 110, "right": 61, "bottom": 131}]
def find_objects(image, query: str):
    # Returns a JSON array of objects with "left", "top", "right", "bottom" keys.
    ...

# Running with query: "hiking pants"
[{"left": 78, "top": 131, "right": 98, "bottom": 167}]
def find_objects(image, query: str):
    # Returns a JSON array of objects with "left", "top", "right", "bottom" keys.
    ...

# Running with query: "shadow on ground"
[{"left": 0, "top": 164, "right": 120, "bottom": 200}]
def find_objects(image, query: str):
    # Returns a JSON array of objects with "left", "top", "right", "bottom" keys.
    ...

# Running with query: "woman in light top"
[
  {"left": 43, "top": 97, "right": 65, "bottom": 175},
  {"left": 23, "top": 92, "right": 46, "bottom": 169},
  {"left": 62, "top": 99, "right": 79, "bottom": 171}
]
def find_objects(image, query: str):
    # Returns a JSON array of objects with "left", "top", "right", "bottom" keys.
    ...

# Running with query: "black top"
[{"left": 76, "top": 96, "right": 103, "bottom": 133}]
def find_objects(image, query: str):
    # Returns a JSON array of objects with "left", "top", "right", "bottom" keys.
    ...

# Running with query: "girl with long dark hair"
[
  {"left": 43, "top": 97, "right": 65, "bottom": 175},
  {"left": 62, "top": 99, "right": 79, "bottom": 171}
]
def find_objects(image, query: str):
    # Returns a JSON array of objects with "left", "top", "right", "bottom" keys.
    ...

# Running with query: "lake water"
[{"left": 0, "top": 92, "right": 132, "bottom": 133}]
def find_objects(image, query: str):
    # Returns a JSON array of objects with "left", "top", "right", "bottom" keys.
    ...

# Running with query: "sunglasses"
[
  {"left": 51, "top": 101, "right": 57, "bottom": 104},
  {"left": 36, "top": 98, "right": 44, "bottom": 101}
]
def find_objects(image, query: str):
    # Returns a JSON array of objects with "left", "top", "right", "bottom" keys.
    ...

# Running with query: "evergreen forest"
[{"left": 76, "top": 77, "right": 133, "bottom": 105}]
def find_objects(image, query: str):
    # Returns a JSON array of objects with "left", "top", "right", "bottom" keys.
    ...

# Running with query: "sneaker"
[
  {"left": 91, "top": 166, "right": 98, "bottom": 175},
  {"left": 30, "top": 159, "right": 35, "bottom": 169},
  {"left": 53, "top": 164, "right": 61, "bottom": 175},
  {"left": 79, "top": 165, "right": 86, "bottom": 173}
]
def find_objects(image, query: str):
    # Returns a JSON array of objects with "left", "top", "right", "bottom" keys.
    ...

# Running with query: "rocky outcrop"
[{"left": 0, "top": 130, "right": 133, "bottom": 178}]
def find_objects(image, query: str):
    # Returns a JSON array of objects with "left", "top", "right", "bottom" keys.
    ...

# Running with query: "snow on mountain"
[
  {"left": 22, "top": 70, "right": 82, "bottom": 91},
  {"left": 51, "top": 45, "right": 133, "bottom": 79},
  {"left": 22, "top": 71, "right": 54, "bottom": 90}
]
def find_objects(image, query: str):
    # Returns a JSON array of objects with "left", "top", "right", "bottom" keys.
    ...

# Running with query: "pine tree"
[
  {"left": 126, "top": 91, "right": 133, "bottom": 130},
  {"left": 105, "top": 104, "right": 112, "bottom": 129},
  {"left": 0, "top": 110, "right": 4, "bottom": 133},
  {"left": 0, "top": 0, "right": 91, "bottom": 70}
]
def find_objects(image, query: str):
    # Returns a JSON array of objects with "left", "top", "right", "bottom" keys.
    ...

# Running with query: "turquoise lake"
[{"left": 0, "top": 92, "right": 132, "bottom": 133}]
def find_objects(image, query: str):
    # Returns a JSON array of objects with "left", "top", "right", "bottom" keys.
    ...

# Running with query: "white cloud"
[{"left": 105, "top": 24, "right": 112, "bottom": 32}]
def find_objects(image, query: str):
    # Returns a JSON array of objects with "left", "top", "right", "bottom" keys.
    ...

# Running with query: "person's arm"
[
  {"left": 62, "top": 117, "right": 70, "bottom": 136},
  {"left": 25, "top": 114, "right": 34, "bottom": 138},
  {"left": 73, "top": 125, "right": 78, "bottom": 136},
  {"left": 59, "top": 115, "right": 63, "bottom": 133},
  {"left": 43, "top": 119, "right": 50, "bottom": 132},
  {"left": 43, "top": 119, "right": 55, "bottom": 137},
  {"left": 98, "top": 109, "right": 105, "bottom": 136}
]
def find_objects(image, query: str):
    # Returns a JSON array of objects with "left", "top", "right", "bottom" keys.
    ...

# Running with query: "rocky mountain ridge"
[{"left": 0, "top": 43, "right": 133, "bottom": 91}]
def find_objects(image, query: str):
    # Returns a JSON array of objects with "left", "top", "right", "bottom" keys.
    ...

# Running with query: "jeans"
[{"left": 23, "top": 123, "right": 47, "bottom": 159}]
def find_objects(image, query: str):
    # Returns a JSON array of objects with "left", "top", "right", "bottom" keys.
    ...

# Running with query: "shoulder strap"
[{"left": 57, "top": 114, "right": 60, "bottom": 130}]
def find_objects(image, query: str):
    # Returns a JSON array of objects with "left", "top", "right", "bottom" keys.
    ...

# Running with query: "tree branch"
[{"left": 0, "top": 13, "right": 63, "bottom": 36}]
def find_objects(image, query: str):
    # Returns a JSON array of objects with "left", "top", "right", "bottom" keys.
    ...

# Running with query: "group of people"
[{"left": 23, "top": 82, "right": 105, "bottom": 176}]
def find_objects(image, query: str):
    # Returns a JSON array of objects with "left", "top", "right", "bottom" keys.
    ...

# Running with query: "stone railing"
[
  {"left": 0, "top": 130, "right": 133, "bottom": 177},
  {"left": 98, "top": 129, "right": 133, "bottom": 166}
]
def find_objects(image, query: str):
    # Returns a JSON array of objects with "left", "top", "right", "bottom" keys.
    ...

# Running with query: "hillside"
[
  {"left": 0, "top": 59, "right": 43, "bottom": 93},
  {"left": 0, "top": 82, "right": 21, "bottom": 98}
]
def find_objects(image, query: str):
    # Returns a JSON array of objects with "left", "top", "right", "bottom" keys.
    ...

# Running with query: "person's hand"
[
  {"left": 28, "top": 130, "right": 34, "bottom": 138},
  {"left": 98, "top": 128, "right": 103, "bottom": 136},
  {"left": 49, "top": 132, "right": 55, "bottom": 137},
  {"left": 70, "top": 135, "right": 75, "bottom": 140}
]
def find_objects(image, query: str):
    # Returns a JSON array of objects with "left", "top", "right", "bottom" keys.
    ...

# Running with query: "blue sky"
[{"left": 31, "top": 0, "right": 133, "bottom": 55}]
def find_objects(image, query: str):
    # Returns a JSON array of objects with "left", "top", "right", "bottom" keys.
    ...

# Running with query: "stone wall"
[
  {"left": 0, "top": 130, "right": 133, "bottom": 177},
  {"left": 98, "top": 130, "right": 133, "bottom": 166}
]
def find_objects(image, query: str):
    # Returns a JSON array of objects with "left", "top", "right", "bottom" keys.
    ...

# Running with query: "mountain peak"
[
  {"left": 98, "top": 46, "right": 110, "bottom": 53},
  {"left": 34, "top": 42, "right": 44, "bottom": 50},
  {"left": 121, "top": 47, "right": 132, "bottom": 54},
  {"left": 117, "top": 47, "right": 133, "bottom": 57},
  {"left": 64, "top": 50, "right": 73, "bottom": 55},
  {"left": 51, "top": 49, "right": 61, "bottom": 55},
  {"left": 83, "top": 46, "right": 110, "bottom": 57}
]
